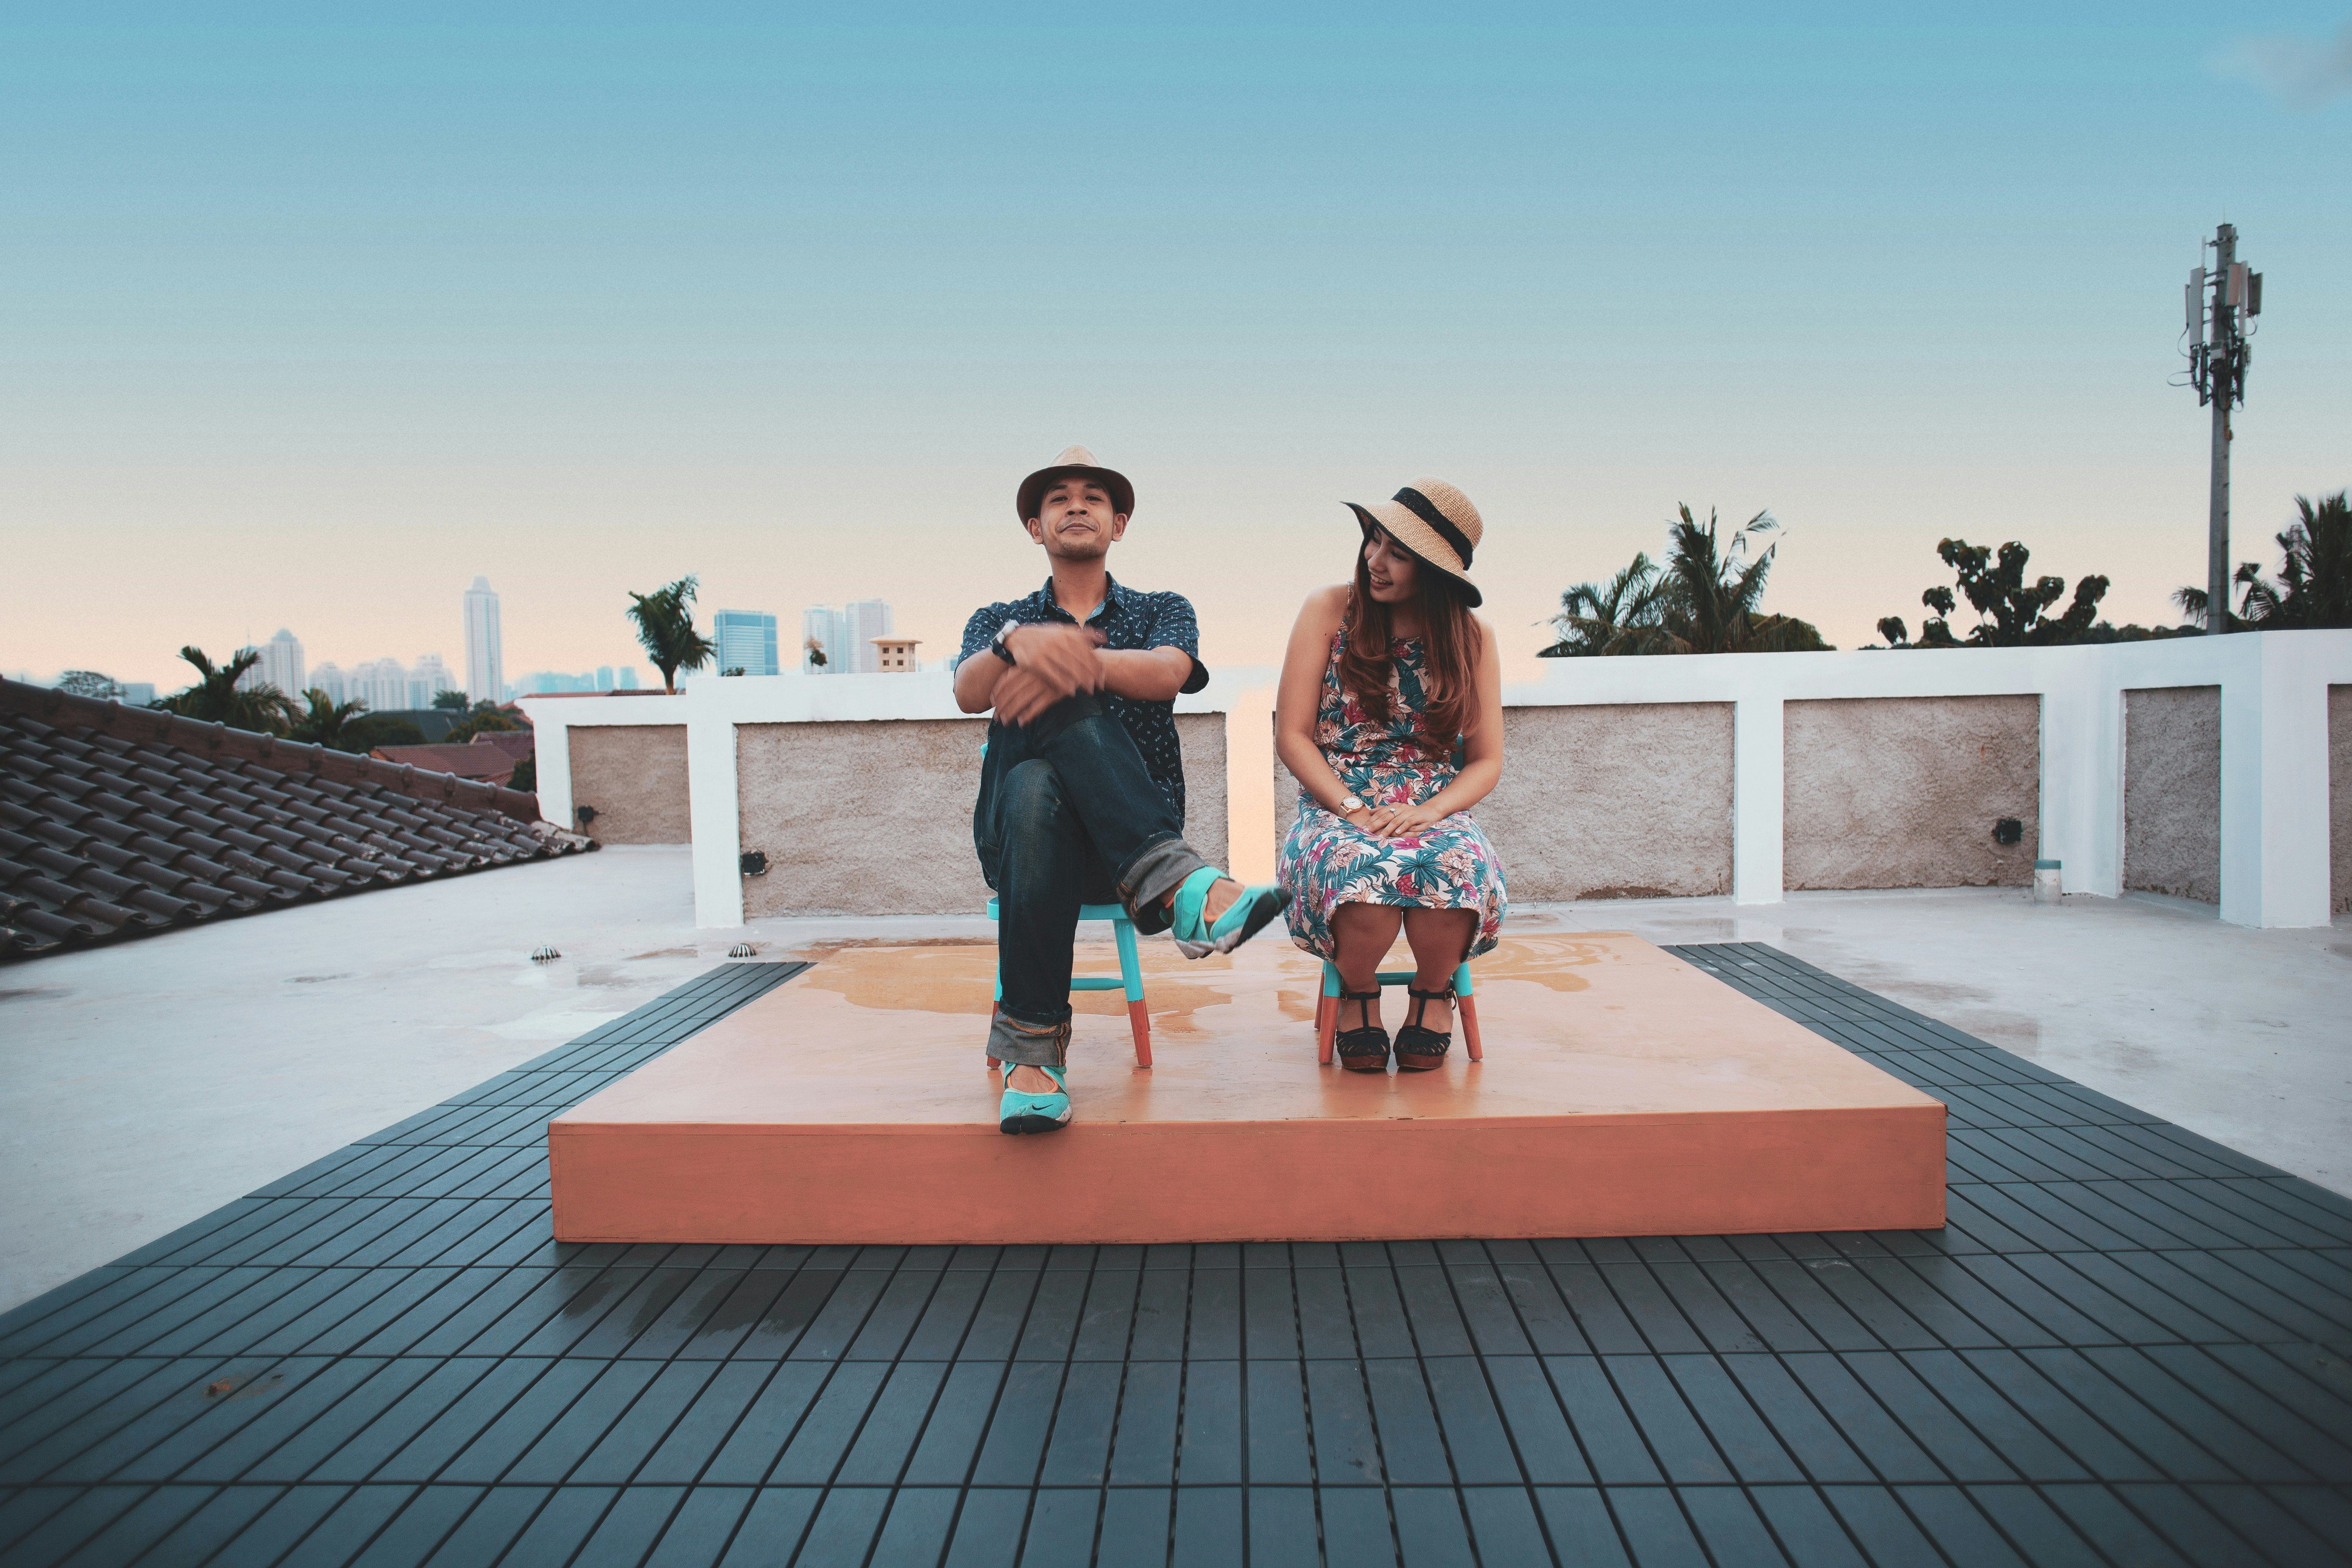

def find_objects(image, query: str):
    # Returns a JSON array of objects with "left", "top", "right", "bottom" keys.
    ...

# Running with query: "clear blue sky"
[{"left": 5, "top": 2, "right": 2346, "bottom": 683}]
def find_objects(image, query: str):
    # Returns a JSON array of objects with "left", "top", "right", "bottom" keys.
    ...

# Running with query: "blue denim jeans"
[{"left": 975, "top": 693, "right": 1209, "bottom": 1066}]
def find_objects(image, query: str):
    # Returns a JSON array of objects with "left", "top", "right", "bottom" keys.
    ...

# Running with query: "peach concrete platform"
[{"left": 549, "top": 933, "right": 1946, "bottom": 1244}]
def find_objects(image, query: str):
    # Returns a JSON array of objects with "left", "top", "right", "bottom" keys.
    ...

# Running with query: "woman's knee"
[{"left": 1332, "top": 903, "right": 1402, "bottom": 942}]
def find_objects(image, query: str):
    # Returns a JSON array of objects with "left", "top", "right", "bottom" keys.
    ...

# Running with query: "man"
[{"left": 957, "top": 446, "right": 1281, "bottom": 1135}]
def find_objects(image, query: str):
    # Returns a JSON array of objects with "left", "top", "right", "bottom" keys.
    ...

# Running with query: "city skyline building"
[
  {"left": 235, "top": 629, "right": 305, "bottom": 698},
  {"left": 408, "top": 652, "right": 458, "bottom": 708},
  {"left": 463, "top": 576, "right": 503, "bottom": 705},
  {"left": 802, "top": 606, "right": 846, "bottom": 673},
  {"left": 842, "top": 600, "right": 892, "bottom": 674},
  {"left": 802, "top": 601, "right": 893, "bottom": 673},
  {"left": 713, "top": 610, "right": 781, "bottom": 677},
  {"left": 350, "top": 657, "right": 410, "bottom": 714},
  {"left": 308, "top": 654, "right": 457, "bottom": 709},
  {"left": 509, "top": 664, "right": 642, "bottom": 696}
]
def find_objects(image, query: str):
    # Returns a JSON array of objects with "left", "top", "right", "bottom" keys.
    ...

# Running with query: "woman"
[{"left": 1274, "top": 477, "right": 1507, "bottom": 1072}]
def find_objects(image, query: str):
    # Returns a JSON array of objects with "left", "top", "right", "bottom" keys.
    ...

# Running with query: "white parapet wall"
[
  {"left": 521, "top": 673, "right": 1228, "bottom": 929},
  {"left": 524, "top": 630, "right": 2351, "bottom": 931},
  {"left": 1496, "top": 627, "right": 2350, "bottom": 929}
]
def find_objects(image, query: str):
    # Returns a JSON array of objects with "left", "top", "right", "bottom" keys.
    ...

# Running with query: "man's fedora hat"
[
  {"left": 1017, "top": 446, "right": 1135, "bottom": 524},
  {"left": 1346, "top": 478, "right": 1484, "bottom": 607}
]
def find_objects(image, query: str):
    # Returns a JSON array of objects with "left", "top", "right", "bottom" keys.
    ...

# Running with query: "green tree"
[
  {"left": 1646, "top": 507, "right": 1831, "bottom": 654},
  {"left": 1537, "top": 508, "right": 1829, "bottom": 657},
  {"left": 1539, "top": 552, "right": 1666, "bottom": 656},
  {"left": 287, "top": 689, "right": 368, "bottom": 748},
  {"left": 2177, "top": 490, "right": 2352, "bottom": 632},
  {"left": 444, "top": 699, "right": 522, "bottom": 743},
  {"left": 1882, "top": 538, "right": 2109, "bottom": 647},
  {"left": 154, "top": 646, "right": 298, "bottom": 733},
  {"left": 507, "top": 754, "right": 537, "bottom": 793},
  {"left": 55, "top": 671, "right": 121, "bottom": 700},
  {"left": 432, "top": 689, "right": 472, "bottom": 711},
  {"left": 627, "top": 575, "right": 716, "bottom": 692}
]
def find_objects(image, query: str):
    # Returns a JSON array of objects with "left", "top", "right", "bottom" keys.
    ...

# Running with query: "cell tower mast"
[{"left": 2184, "top": 224, "right": 2262, "bottom": 634}]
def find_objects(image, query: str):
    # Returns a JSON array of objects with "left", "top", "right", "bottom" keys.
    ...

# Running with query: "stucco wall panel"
[
  {"left": 567, "top": 725, "right": 690, "bottom": 844},
  {"left": 2122, "top": 685, "right": 2222, "bottom": 904},
  {"left": 737, "top": 712, "right": 1228, "bottom": 918},
  {"left": 1273, "top": 702, "right": 1734, "bottom": 900},
  {"left": 2330, "top": 686, "right": 2349, "bottom": 915},
  {"left": 1784, "top": 695, "right": 2039, "bottom": 890}
]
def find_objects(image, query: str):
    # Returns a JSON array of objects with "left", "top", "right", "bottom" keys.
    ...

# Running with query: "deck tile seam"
[
  {"left": 1437, "top": 1247, "right": 1570, "bottom": 1565},
  {"left": 1382, "top": 1250, "right": 1501, "bottom": 1564},
  {"left": 1088, "top": 1230, "right": 1173, "bottom": 1568},
  {"left": 1327, "top": 1251, "right": 1408, "bottom": 1567},
  {"left": 887, "top": 1252, "right": 1047, "bottom": 1568}
]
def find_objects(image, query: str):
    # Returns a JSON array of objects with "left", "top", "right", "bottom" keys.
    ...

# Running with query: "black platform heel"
[
  {"left": 1334, "top": 989, "right": 1391, "bottom": 1073},
  {"left": 1395, "top": 985, "right": 1455, "bottom": 1071}
]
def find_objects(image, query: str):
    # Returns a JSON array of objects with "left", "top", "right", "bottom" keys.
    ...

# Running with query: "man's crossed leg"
[{"left": 979, "top": 693, "right": 1274, "bottom": 1131}]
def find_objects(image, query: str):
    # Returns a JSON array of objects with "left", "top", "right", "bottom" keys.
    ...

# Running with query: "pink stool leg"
[
  {"left": 1459, "top": 994, "right": 1483, "bottom": 1060},
  {"left": 1128, "top": 1000, "right": 1153, "bottom": 1067}
]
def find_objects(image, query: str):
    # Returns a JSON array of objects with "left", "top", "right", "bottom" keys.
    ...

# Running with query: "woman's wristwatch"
[{"left": 1339, "top": 794, "right": 1367, "bottom": 816}]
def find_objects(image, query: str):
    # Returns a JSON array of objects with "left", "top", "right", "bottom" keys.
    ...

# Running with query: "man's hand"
[{"left": 993, "top": 623, "right": 1107, "bottom": 725}]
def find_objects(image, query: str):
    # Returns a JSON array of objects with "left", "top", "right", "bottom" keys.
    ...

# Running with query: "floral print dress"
[{"left": 1277, "top": 628, "right": 1508, "bottom": 962}]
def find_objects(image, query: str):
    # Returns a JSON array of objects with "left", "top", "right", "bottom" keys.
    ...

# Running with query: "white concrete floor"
[
  {"left": 1517, "top": 890, "right": 2351, "bottom": 1203},
  {"left": 3, "top": 848, "right": 2346, "bottom": 1315}
]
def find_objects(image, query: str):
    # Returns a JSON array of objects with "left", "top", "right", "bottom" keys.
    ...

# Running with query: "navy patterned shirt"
[{"left": 957, "top": 575, "right": 1208, "bottom": 815}]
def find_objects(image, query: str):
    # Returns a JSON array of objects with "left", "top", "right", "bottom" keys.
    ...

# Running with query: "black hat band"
[{"left": 1393, "top": 487, "right": 1474, "bottom": 568}]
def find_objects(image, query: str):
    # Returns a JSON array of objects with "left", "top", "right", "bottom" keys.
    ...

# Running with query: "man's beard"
[{"left": 1047, "top": 529, "right": 1111, "bottom": 562}]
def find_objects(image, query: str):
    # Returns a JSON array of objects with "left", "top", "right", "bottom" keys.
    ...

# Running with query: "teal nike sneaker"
[
  {"left": 1168, "top": 866, "right": 1283, "bottom": 958},
  {"left": 999, "top": 1066, "right": 1071, "bottom": 1135}
]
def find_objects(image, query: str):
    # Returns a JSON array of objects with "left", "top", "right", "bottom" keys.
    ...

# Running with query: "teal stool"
[
  {"left": 1315, "top": 958, "right": 1483, "bottom": 1064},
  {"left": 986, "top": 899, "right": 1152, "bottom": 1067}
]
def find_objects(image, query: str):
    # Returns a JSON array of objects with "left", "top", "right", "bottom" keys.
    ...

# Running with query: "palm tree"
[
  {"left": 1540, "top": 552, "right": 1666, "bottom": 656},
  {"left": 2268, "top": 490, "right": 2352, "bottom": 628},
  {"left": 155, "top": 646, "right": 298, "bottom": 733},
  {"left": 287, "top": 689, "right": 368, "bottom": 749},
  {"left": 1647, "top": 507, "right": 1831, "bottom": 654},
  {"left": 627, "top": 576, "right": 717, "bottom": 693},
  {"left": 2174, "top": 490, "right": 2352, "bottom": 631}
]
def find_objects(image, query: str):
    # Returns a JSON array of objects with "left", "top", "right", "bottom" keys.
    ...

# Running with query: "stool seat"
[
  {"left": 1315, "top": 959, "right": 1483, "bottom": 1064},
  {"left": 985, "top": 900, "right": 1152, "bottom": 1067}
]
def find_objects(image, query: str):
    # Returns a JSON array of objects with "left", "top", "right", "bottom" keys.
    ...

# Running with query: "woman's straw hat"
[
  {"left": 1017, "top": 445, "right": 1135, "bottom": 524},
  {"left": 1346, "top": 479, "right": 1483, "bottom": 607}
]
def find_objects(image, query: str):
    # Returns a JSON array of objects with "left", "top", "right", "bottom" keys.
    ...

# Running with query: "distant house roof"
[
  {"left": 467, "top": 731, "right": 537, "bottom": 761},
  {"left": 0, "top": 678, "right": 593, "bottom": 961}
]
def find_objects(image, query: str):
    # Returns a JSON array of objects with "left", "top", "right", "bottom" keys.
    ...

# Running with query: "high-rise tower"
[
  {"left": 237, "top": 629, "right": 306, "bottom": 697},
  {"left": 713, "top": 610, "right": 781, "bottom": 677},
  {"left": 463, "top": 577, "right": 504, "bottom": 703}
]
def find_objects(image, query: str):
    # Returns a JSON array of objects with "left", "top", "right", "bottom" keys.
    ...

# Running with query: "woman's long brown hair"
[{"left": 1340, "top": 530, "right": 1480, "bottom": 745}]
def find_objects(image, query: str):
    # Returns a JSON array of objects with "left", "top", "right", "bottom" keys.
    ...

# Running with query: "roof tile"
[{"left": 0, "top": 678, "right": 595, "bottom": 959}]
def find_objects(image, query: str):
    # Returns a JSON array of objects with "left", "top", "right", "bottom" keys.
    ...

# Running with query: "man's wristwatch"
[
  {"left": 990, "top": 620, "right": 1021, "bottom": 665},
  {"left": 1339, "top": 794, "right": 1367, "bottom": 815}
]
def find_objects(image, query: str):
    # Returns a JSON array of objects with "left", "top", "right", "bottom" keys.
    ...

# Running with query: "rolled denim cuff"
[
  {"left": 989, "top": 1008, "right": 1072, "bottom": 1068},
  {"left": 1115, "top": 833, "right": 1212, "bottom": 937}
]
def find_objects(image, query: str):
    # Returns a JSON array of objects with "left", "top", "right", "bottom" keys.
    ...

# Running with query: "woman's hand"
[{"left": 1365, "top": 799, "right": 1451, "bottom": 840}]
